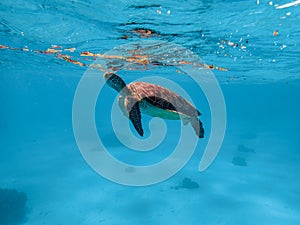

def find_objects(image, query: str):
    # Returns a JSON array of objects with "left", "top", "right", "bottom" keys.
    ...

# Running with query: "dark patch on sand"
[
  {"left": 0, "top": 188, "right": 28, "bottom": 225},
  {"left": 237, "top": 144, "right": 255, "bottom": 153},
  {"left": 173, "top": 177, "right": 199, "bottom": 190},
  {"left": 232, "top": 156, "right": 247, "bottom": 167}
]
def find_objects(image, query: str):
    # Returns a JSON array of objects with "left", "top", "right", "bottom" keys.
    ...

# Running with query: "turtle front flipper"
[{"left": 125, "top": 96, "right": 144, "bottom": 137}]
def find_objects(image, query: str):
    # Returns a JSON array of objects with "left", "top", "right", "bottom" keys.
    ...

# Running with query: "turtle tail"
[{"left": 190, "top": 118, "right": 204, "bottom": 138}]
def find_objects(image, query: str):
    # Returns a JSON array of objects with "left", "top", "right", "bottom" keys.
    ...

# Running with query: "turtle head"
[{"left": 104, "top": 72, "right": 127, "bottom": 93}]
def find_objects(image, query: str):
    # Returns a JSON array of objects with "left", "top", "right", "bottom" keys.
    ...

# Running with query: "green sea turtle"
[{"left": 104, "top": 72, "right": 204, "bottom": 138}]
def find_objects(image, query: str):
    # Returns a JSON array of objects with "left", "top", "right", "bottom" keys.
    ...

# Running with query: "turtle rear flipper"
[
  {"left": 125, "top": 96, "right": 144, "bottom": 137},
  {"left": 190, "top": 118, "right": 204, "bottom": 138}
]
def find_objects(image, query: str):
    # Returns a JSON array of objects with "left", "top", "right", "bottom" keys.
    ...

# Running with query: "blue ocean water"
[{"left": 1, "top": 0, "right": 300, "bottom": 225}]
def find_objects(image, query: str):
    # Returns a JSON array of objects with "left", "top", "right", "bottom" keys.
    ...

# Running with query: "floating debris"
[
  {"left": 64, "top": 47, "right": 76, "bottom": 52},
  {"left": 0, "top": 42, "right": 228, "bottom": 72},
  {"left": 273, "top": 30, "right": 279, "bottom": 36},
  {"left": 0, "top": 44, "right": 8, "bottom": 49},
  {"left": 56, "top": 54, "right": 86, "bottom": 67},
  {"left": 51, "top": 45, "right": 62, "bottom": 49},
  {"left": 45, "top": 48, "right": 62, "bottom": 54}
]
